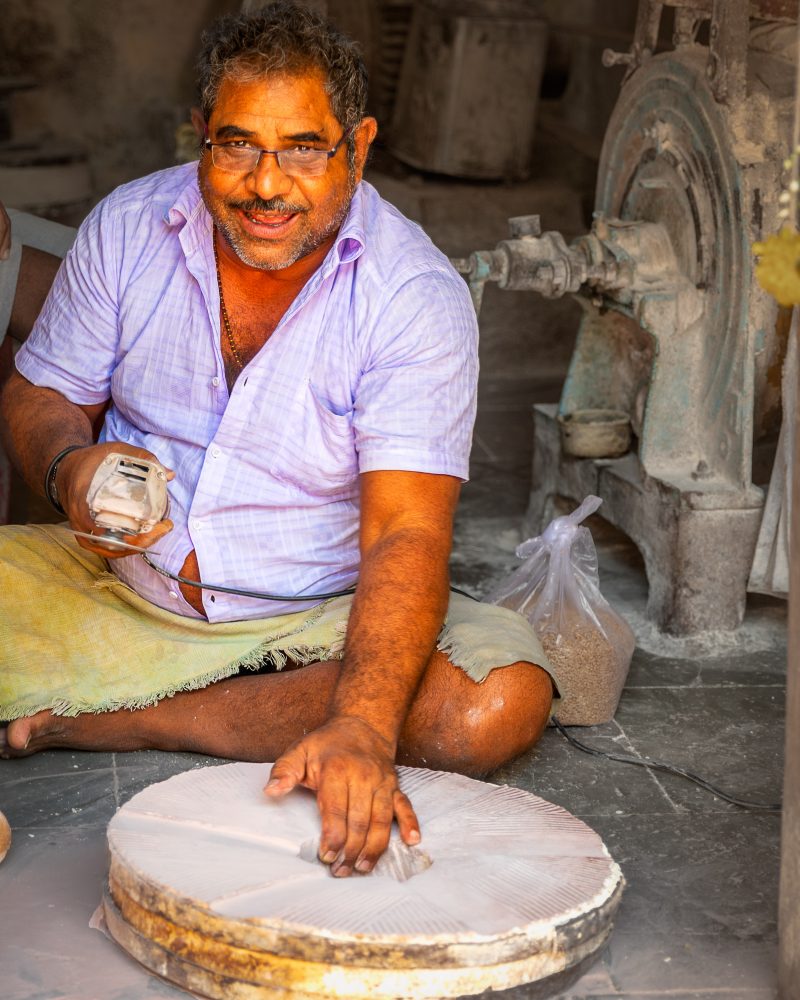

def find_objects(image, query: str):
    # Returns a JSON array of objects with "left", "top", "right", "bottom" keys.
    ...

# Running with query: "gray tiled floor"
[
  {"left": 0, "top": 162, "right": 786, "bottom": 998},
  {"left": 455, "top": 483, "right": 784, "bottom": 1000}
]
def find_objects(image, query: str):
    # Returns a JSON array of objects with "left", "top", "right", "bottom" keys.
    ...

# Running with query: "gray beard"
[
  {"left": 218, "top": 175, "right": 357, "bottom": 272},
  {"left": 219, "top": 211, "right": 338, "bottom": 270}
]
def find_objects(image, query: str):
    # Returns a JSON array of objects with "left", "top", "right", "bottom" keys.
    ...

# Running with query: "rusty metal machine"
[{"left": 458, "top": 0, "right": 797, "bottom": 635}]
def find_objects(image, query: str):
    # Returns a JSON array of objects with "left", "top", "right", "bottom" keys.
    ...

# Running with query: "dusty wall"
[{"left": 0, "top": 0, "right": 240, "bottom": 207}]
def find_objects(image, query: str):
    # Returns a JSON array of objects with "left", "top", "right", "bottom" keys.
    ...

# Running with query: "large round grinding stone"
[{"left": 104, "top": 763, "right": 624, "bottom": 999}]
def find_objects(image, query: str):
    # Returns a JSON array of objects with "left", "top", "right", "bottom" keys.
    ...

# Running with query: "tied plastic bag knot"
[
  {"left": 485, "top": 496, "right": 634, "bottom": 726},
  {"left": 518, "top": 495, "right": 603, "bottom": 557}
]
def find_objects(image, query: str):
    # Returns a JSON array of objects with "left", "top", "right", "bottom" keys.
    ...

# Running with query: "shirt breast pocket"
[{"left": 275, "top": 381, "right": 358, "bottom": 497}]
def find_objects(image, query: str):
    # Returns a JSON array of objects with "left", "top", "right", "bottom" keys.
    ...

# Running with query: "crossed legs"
[{"left": 2, "top": 651, "right": 552, "bottom": 776}]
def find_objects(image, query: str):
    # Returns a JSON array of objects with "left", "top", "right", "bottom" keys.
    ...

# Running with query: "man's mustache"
[{"left": 231, "top": 198, "right": 307, "bottom": 215}]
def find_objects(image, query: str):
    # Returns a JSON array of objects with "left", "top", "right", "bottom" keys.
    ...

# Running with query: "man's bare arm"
[
  {"left": 1, "top": 370, "right": 102, "bottom": 486},
  {"left": 0, "top": 370, "right": 172, "bottom": 554},
  {"left": 266, "top": 469, "right": 460, "bottom": 875}
]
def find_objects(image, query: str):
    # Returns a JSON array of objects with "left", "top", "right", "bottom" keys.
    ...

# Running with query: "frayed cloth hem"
[{"left": 0, "top": 640, "right": 347, "bottom": 721}]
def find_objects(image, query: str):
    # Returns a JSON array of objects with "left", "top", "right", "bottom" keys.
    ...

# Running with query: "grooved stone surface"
[{"left": 105, "top": 764, "right": 623, "bottom": 998}]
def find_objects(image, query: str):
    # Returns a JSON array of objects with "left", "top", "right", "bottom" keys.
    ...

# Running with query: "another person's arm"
[
  {"left": 0, "top": 202, "right": 10, "bottom": 260},
  {"left": 7, "top": 248, "right": 63, "bottom": 344},
  {"left": 0, "top": 201, "right": 73, "bottom": 344}
]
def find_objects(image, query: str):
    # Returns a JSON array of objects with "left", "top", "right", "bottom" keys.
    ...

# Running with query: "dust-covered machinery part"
[
  {"left": 0, "top": 810, "right": 11, "bottom": 864},
  {"left": 104, "top": 763, "right": 624, "bottom": 1000},
  {"left": 459, "top": 8, "right": 794, "bottom": 634},
  {"left": 528, "top": 38, "right": 789, "bottom": 635}
]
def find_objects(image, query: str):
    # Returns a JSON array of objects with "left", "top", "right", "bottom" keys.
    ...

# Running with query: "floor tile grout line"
[
  {"left": 0, "top": 768, "right": 118, "bottom": 788},
  {"left": 111, "top": 752, "right": 120, "bottom": 810},
  {"left": 624, "top": 683, "right": 785, "bottom": 690},
  {"left": 610, "top": 718, "right": 681, "bottom": 813}
]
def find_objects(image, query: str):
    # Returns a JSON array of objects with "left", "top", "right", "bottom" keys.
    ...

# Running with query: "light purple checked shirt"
[{"left": 17, "top": 164, "right": 478, "bottom": 622}]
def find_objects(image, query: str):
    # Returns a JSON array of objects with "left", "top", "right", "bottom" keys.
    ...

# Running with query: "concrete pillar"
[{"left": 779, "top": 332, "right": 800, "bottom": 998}]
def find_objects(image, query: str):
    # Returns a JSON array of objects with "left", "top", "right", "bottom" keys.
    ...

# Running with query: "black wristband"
[{"left": 44, "top": 445, "right": 86, "bottom": 515}]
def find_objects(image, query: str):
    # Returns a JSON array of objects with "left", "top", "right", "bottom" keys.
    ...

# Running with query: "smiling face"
[{"left": 198, "top": 70, "right": 376, "bottom": 273}]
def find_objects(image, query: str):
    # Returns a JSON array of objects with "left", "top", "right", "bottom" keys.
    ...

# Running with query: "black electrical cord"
[
  {"left": 141, "top": 552, "right": 478, "bottom": 603},
  {"left": 142, "top": 553, "right": 356, "bottom": 602},
  {"left": 552, "top": 716, "right": 782, "bottom": 812}
]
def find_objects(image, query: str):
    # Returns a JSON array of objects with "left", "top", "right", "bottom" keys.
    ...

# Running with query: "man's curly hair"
[{"left": 196, "top": 1, "right": 368, "bottom": 132}]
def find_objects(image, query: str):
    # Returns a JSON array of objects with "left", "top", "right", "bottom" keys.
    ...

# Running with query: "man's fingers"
[
  {"left": 139, "top": 518, "right": 174, "bottom": 548},
  {"left": 264, "top": 748, "right": 306, "bottom": 799},
  {"left": 317, "top": 770, "right": 350, "bottom": 867},
  {"left": 73, "top": 519, "right": 174, "bottom": 560},
  {"left": 258, "top": 721, "right": 416, "bottom": 877},
  {"left": 393, "top": 789, "right": 421, "bottom": 846},
  {"left": 353, "top": 785, "right": 395, "bottom": 874},
  {"left": 74, "top": 534, "right": 120, "bottom": 557},
  {"left": 329, "top": 779, "right": 377, "bottom": 877}
]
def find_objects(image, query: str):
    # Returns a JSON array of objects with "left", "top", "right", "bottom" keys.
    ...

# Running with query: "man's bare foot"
[{"left": 0, "top": 710, "right": 151, "bottom": 758}]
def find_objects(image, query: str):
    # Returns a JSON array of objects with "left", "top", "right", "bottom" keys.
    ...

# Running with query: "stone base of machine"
[{"left": 526, "top": 405, "right": 763, "bottom": 636}]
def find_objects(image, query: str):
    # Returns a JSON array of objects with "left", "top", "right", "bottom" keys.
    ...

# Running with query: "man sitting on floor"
[{"left": 0, "top": 1, "right": 555, "bottom": 877}]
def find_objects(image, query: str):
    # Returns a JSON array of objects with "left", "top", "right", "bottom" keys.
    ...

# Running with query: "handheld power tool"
[{"left": 73, "top": 453, "right": 169, "bottom": 553}]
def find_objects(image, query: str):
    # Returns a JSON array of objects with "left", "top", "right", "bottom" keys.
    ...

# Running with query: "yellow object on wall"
[{"left": 754, "top": 227, "right": 800, "bottom": 307}]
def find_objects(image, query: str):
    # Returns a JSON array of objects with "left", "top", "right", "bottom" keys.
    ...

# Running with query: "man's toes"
[
  {"left": 2, "top": 713, "right": 54, "bottom": 757},
  {"left": 7, "top": 718, "right": 34, "bottom": 750}
]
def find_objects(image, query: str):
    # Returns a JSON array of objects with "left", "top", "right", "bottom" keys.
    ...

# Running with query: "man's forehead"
[{"left": 210, "top": 72, "right": 337, "bottom": 135}]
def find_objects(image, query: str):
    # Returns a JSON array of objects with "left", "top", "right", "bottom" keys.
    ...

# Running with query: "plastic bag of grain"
[{"left": 486, "top": 495, "right": 635, "bottom": 725}]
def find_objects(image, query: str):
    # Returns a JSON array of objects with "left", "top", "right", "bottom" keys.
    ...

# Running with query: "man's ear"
[
  {"left": 190, "top": 107, "right": 206, "bottom": 140},
  {"left": 353, "top": 116, "right": 379, "bottom": 183}
]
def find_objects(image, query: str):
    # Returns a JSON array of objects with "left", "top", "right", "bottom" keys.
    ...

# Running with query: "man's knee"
[
  {"left": 401, "top": 655, "right": 552, "bottom": 777},
  {"left": 454, "top": 660, "right": 552, "bottom": 776}
]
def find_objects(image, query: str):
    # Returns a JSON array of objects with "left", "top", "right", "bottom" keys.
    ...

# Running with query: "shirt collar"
[
  {"left": 163, "top": 166, "right": 367, "bottom": 266},
  {"left": 332, "top": 183, "right": 366, "bottom": 265}
]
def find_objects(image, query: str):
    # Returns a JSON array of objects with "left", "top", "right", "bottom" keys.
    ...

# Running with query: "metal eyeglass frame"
[{"left": 203, "top": 125, "right": 354, "bottom": 178}]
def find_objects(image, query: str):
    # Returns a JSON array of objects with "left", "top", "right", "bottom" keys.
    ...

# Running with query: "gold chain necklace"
[{"left": 212, "top": 233, "right": 245, "bottom": 370}]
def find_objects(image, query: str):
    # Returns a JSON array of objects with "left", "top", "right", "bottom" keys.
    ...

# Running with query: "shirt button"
[
  {"left": 168, "top": 590, "right": 178, "bottom": 599},
  {"left": 211, "top": 376, "right": 220, "bottom": 387},
  {"left": 210, "top": 446, "right": 221, "bottom": 459},
  {"left": 192, "top": 518, "right": 202, "bottom": 530}
]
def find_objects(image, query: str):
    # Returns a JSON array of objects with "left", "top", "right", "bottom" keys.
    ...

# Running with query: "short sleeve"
[
  {"left": 353, "top": 267, "right": 478, "bottom": 481},
  {"left": 15, "top": 198, "right": 121, "bottom": 405}
]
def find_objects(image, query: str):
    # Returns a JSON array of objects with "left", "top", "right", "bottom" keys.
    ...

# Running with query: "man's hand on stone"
[
  {"left": 264, "top": 716, "right": 420, "bottom": 877},
  {"left": 58, "top": 442, "right": 174, "bottom": 559}
]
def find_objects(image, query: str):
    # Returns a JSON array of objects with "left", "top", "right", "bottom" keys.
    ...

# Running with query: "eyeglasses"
[{"left": 204, "top": 126, "right": 353, "bottom": 178}]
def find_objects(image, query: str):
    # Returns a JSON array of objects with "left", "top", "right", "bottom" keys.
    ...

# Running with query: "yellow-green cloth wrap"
[
  {"left": 0, "top": 524, "right": 557, "bottom": 720},
  {"left": 0, "top": 525, "right": 350, "bottom": 720}
]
